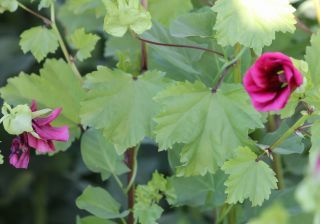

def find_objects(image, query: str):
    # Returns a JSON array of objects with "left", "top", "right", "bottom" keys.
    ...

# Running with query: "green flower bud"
[{"left": 1, "top": 103, "right": 34, "bottom": 135}]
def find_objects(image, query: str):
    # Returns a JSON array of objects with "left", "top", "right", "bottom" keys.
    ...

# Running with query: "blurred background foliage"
[{"left": 0, "top": 0, "right": 318, "bottom": 223}]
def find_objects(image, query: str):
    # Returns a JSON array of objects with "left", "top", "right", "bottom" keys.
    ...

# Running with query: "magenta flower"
[
  {"left": 9, "top": 101, "right": 69, "bottom": 169},
  {"left": 243, "top": 52, "right": 303, "bottom": 112}
]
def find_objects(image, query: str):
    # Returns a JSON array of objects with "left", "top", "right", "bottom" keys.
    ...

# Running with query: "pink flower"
[
  {"left": 243, "top": 52, "right": 303, "bottom": 112},
  {"left": 9, "top": 101, "right": 69, "bottom": 169},
  {"left": 9, "top": 135, "right": 30, "bottom": 169}
]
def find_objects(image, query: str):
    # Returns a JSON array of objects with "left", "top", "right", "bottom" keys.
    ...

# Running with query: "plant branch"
[
  {"left": 256, "top": 113, "right": 310, "bottom": 161},
  {"left": 17, "top": 2, "right": 52, "bottom": 26},
  {"left": 50, "top": 5, "right": 83, "bottom": 82},
  {"left": 211, "top": 47, "right": 247, "bottom": 92},
  {"left": 137, "top": 36, "right": 225, "bottom": 58}
]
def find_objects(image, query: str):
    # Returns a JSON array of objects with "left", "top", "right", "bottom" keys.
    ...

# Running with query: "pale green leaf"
[
  {"left": 0, "top": 59, "right": 86, "bottom": 151},
  {"left": 81, "top": 67, "right": 169, "bottom": 154},
  {"left": 38, "top": 0, "right": 53, "bottom": 10},
  {"left": 148, "top": 0, "right": 192, "bottom": 26},
  {"left": 0, "top": 0, "right": 18, "bottom": 13},
  {"left": 154, "top": 82, "right": 263, "bottom": 176},
  {"left": 76, "top": 185, "right": 129, "bottom": 219},
  {"left": 70, "top": 28, "right": 100, "bottom": 61},
  {"left": 169, "top": 10, "right": 215, "bottom": 38},
  {"left": 81, "top": 129, "right": 129, "bottom": 180},
  {"left": 19, "top": 26, "right": 59, "bottom": 62},
  {"left": 212, "top": 0, "right": 296, "bottom": 54},
  {"left": 103, "top": 0, "right": 152, "bottom": 37},
  {"left": 134, "top": 172, "right": 171, "bottom": 224},
  {"left": 248, "top": 204, "right": 289, "bottom": 224},
  {"left": 76, "top": 216, "right": 116, "bottom": 224},
  {"left": 222, "top": 147, "right": 278, "bottom": 206}
]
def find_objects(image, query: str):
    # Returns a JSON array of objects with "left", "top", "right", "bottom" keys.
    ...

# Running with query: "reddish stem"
[
  {"left": 126, "top": 147, "right": 136, "bottom": 224},
  {"left": 137, "top": 36, "right": 225, "bottom": 58}
]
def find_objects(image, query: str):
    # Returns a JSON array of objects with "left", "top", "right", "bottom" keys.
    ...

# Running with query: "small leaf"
[
  {"left": 134, "top": 172, "right": 172, "bottom": 224},
  {"left": 103, "top": 0, "right": 152, "bottom": 37},
  {"left": 0, "top": 0, "right": 18, "bottom": 13},
  {"left": 212, "top": 0, "right": 296, "bottom": 54},
  {"left": 19, "top": 26, "right": 59, "bottom": 62},
  {"left": 81, "top": 129, "right": 129, "bottom": 180},
  {"left": 76, "top": 186, "right": 129, "bottom": 219},
  {"left": 222, "top": 147, "right": 278, "bottom": 206},
  {"left": 80, "top": 67, "right": 169, "bottom": 154},
  {"left": 69, "top": 28, "right": 100, "bottom": 61}
]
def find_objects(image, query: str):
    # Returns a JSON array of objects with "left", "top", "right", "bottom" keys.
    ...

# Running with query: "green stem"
[
  {"left": 270, "top": 114, "right": 309, "bottom": 150},
  {"left": 17, "top": 2, "right": 52, "bottom": 25},
  {"left": 50, "top": 5, "right": 82, "bottom": 82},
  {"left": 234, "top": 43, "right": 242, "bottom": 83},
  {"left": 216, "top": 204, "right": 233, "bottom": 224},
  {"left": 273, "top": 154, "right": 285, "bottom": 190}
]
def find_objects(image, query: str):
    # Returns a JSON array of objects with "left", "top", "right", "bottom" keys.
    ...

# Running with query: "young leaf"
[
  {"left": 154, "top": 82, "right": 263, "bottom": 176},
  {"left": 222, "top": 147, "right": 278, "bottom": 206},
  {"left": 80, "top": 67, "right": 169, "bottom": 154},
  {"left": 69, "top": 28, "right": 100, "bottom": 61},
  {"left": 103, "top": 0, "right": 152, "bottom": 37},
  {"left": 19, "top": 26, "right": 59, "bottom": 62},
  {"left": 76, "top": 186, "right": 129, "bottom": 219},
  {"left": 134, "top": 172, "right": 173, "bottom": 224},
  {"left": 212, "top": 0, "right": 296, "bottom": 54},
  {"left": 81, "top": 129, "right": 129, "bottom": 180},
  {"left": 0, "top": 59, "right": 86, "bottom": 151},
  {"left": 0, "top": 0, "right": 18, "bottom": 13}
]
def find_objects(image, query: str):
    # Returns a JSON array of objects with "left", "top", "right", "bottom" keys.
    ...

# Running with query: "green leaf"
[
  {"left": 66, "top": 0, "right": 105, "bottom": 16},
  {"left": 212, "top": 0, "right": 296, "bottom": 54},
  {"left": 143, "top": 22, "right": 220, "bottom": 85},
  {"left": 222, "top": 147, "right": 278, "bottom": 206},
  {"left": 103, "top": 0, "right": 152, "bottom": 37},
  {"left": 76, "top": 186, "right": 129, "bottom": 219},
  {"left": 248, "top": 203, "right": 289, "bottom": 224},
  {"left": 0, "top": 0, "right": 18, "bottom": 13},
  {"left": 169, "top": 10, "right": 215, "bottom": 38},
  {"left": 19, "top": 26, "right": 59, "bottom": 62},
  {"left": 154, "top": 82, "right": 263, "bottom": 176},
  {"left": 0, "top": 59, "right": 86, "bottom": 151},
  {"left": 80, "top": 67, "right": 169, "bottom": 154},
  {"left": 76, "top": 216, "right": 116, "bottom": 224},
  {"left": 305, "top": 32, "right": 320, "bottom": 87},
  {"left": 81, "top": 129, "right": 129, "bottom": 180},
  {"left": 69, "top": 28, "right": 100, "bottom": 61},
  {"left": 148, "top": 0, "right": 193, "bottom": 26},
  {"left": 169, "top": 170, "right": 227, "bottom": 207},
  {"left": 134, "top": 172, "right": 172, "bottom": 224}
]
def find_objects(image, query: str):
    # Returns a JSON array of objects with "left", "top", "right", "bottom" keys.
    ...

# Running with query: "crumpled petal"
[{"left": 243, "top": 52, "right": 303, "bottom": 112}]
